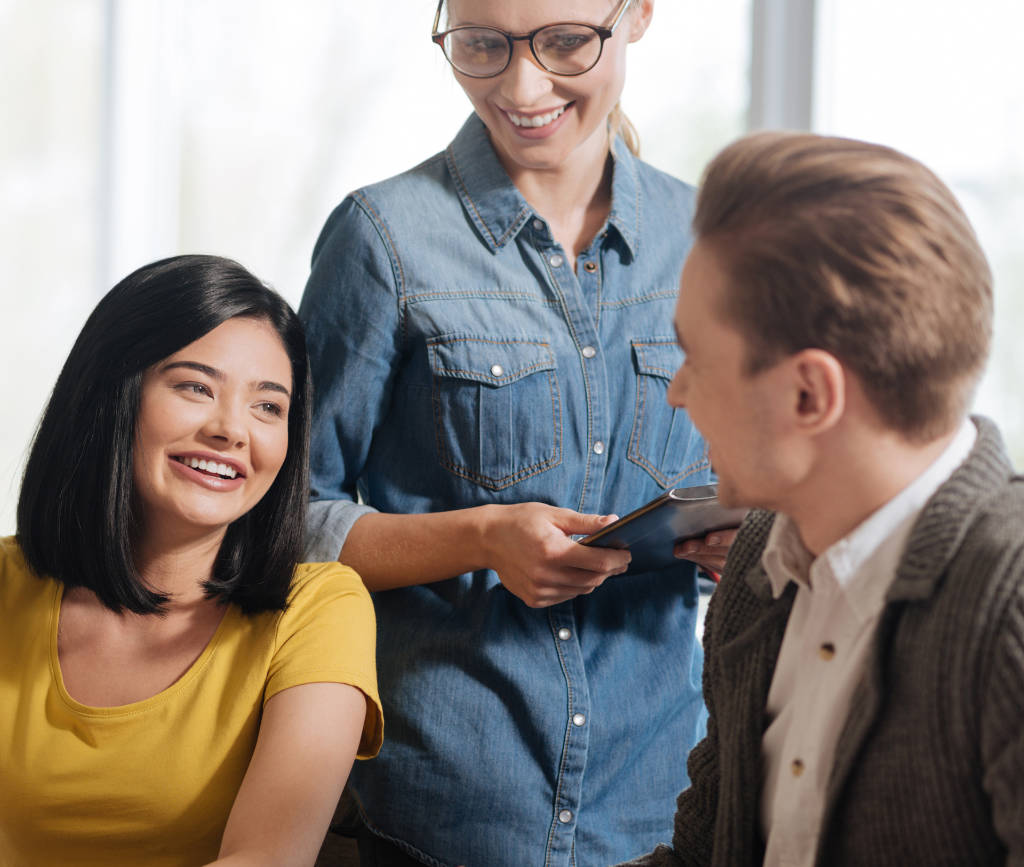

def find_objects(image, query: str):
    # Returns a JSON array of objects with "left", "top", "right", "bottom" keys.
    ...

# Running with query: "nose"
[
  {"left": 497, "top": 43, "right": 554, "bottom": 107},
  {"left": 202, "top": 399, "right": 247, "bottom": 449},
  {"left": 667, "top": 364, "right": 688, "bottom": 409}
]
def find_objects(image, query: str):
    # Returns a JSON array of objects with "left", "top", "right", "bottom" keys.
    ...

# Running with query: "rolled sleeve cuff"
[{"left": 303, "top": 499, "right": 379, "bottom": 563}]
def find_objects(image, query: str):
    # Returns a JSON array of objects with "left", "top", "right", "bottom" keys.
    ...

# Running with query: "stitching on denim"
[
  {"left": 351, "top": 190, "right": 408, "bottom": 345},
  {"left": 430, "top": 369, "right": 563, "bottom": 491},
  {"left": 446, "top": 144, "right": 500, "bottom": 249},
  {"left": 432, "top": 359, "right": 554, "bottom": 383},
  {"left": 537, "top": 247, "right": 594, "bottom": 509},
  {"left": 599, "top": 289, "right": 677, "bottom": 309},
  {"left": 628, "top": 344, "right": 710, "bottom": 486},
  {"left": 405, "top": 288, "right": 558, "bottom": 305},
  {"left": 497, "top": 207, "right": 533, "bottom": 247},
  {"left": 546, "top": 607, "right": 576, "bottom": 867}
]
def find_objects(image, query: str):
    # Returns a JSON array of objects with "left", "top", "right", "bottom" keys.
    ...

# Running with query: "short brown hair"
[{"left": 693, "top": 131, "right": 992, "bottom": 441}]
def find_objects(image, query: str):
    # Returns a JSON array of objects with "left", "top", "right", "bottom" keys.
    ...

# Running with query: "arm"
[
  {"left": 340, "top": 503, "right": 630, "bottom": 607},
  {"left": 981, "top": 543, "right": 1024, "bottom": 863},
  {"left": 300, "top": 196, "right": 630, "bottom": 606},
  {"left": 207, "top": 682, "right": 367, "bottom": 867}
]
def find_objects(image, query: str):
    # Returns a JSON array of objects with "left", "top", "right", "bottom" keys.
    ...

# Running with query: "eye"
[
  {"left": 255, "top": 401, "right": 285, "bottom": 418},
  {"left": 176, "top": 381, "right": 212, "bottom": 398},
  {"left": 539, "top": 28, "right": 595, "bottom": 54}
]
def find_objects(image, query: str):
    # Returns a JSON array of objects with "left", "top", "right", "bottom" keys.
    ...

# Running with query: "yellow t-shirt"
[{"left": 0, "top": 536, "right": 383, "bottom": 866}]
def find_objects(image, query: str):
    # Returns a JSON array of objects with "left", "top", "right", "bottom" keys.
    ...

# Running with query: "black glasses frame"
[{"left": 431, "top": 0, "right": 633, "bottom": 79}]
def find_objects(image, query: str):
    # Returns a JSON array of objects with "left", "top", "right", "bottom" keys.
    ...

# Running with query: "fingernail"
[{"left": 707, "top": 535, "right": 721, "bottom": 546}]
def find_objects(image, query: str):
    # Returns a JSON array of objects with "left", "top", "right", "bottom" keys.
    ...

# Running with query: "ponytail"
[{"left": 609, "top": 102, "right": 640, "bottom": 156}]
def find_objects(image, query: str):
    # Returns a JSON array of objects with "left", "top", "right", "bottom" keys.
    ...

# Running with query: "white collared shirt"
[{"left": 759, "top": 419, "right": 977, "bottom": 866}]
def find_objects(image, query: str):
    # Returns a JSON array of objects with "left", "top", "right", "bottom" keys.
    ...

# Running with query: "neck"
[
  {"left": 495, "top": 127, "right": 614, "bottom": 259},
  {"left": 133, "top": 524, "right": 227, "bottom": 606},
  {"left": 784, "top": 424, "right": 961, "bottom": 556}
]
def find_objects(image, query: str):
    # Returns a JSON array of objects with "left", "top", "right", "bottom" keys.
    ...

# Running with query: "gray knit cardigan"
[{"left": 621, "top": 417, "right": 1024, "bottom": 867}]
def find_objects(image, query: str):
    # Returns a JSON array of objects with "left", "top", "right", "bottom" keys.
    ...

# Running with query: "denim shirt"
[{"left": 300, "top": 114, "right": 711, "bottom": 867}]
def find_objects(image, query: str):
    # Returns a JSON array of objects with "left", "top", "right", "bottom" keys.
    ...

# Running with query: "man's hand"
[{"left": 674, "top": 527, "right": 740, "bottom": 575}]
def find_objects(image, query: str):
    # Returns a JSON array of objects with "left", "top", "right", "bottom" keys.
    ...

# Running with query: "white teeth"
[
  {"left": 178, "top": 456, "right": 237, "bottom": 479},
  {"left": 508, "top": 105, "right": 567, "bottom": 128}
]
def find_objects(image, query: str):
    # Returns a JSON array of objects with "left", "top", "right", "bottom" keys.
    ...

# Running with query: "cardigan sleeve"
[{"left": 980, "top": 536, "right": 1024, "bottom": 865}]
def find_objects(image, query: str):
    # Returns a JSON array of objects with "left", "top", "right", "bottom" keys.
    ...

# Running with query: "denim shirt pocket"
[
  {"left": 628, "top": 337, "right": 709, "bottom": 488},
  {"left": 427, "top": 333, "right": 563, "bottom": 491}
]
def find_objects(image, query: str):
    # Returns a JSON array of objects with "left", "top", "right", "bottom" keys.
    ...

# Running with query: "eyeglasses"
[{"left": 431, "top": 0, "right": 632, "bottom": 79}]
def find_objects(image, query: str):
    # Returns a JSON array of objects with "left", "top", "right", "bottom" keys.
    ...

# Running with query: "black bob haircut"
[{"left": 17, "top": 254, "right": 312, "bottom": 615}]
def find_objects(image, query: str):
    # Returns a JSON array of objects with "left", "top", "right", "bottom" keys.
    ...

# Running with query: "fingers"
[
  {"left": 551, "top": 508, "right": 620, "bottom": 536},
  {"left": 518, "top": 567, "right": 618, "bottom": 608},
  {"left": 675, "top": 527, "right": 738, "bottom": 573}
]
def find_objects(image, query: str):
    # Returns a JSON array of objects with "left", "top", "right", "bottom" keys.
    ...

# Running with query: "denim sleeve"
[{"left": 298, "top": 193, "right": 404, "bottom": 563}]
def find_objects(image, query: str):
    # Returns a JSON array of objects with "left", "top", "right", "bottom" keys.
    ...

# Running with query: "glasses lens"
[
  {"left": 444, "top": 28, "right": 509, "bottom": 76},
  {"left": 534, "top": 25, "right": 603, "bottom": 74}
]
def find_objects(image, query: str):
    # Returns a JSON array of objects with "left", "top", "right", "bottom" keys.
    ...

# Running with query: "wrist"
[{"left": 464, "top": 503, "right": 500, "bottom": 573}]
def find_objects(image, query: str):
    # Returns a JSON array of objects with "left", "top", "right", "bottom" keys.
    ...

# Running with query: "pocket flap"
[
  {"left": 428, "top": 334, "right": 556, "bottom": 386},
  {"left": 631, "top": 337, "right": 684, "bottom": 380}
]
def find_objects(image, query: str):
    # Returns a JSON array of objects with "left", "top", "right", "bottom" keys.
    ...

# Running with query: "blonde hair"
[
  {"left": 694, "top": 131, "right": 992, "bottom": 441},
  {"left": 609, "top": 102, "right": 640, "bottom": 156}
]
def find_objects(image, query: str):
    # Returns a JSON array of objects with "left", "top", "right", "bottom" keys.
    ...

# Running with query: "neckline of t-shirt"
[{"left": 47, "top": 579, "right": 236, "bottom": 718}]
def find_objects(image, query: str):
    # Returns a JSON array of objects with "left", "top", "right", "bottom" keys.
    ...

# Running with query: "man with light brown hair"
[{"left": 621, "top": 132, "right": 1024, "bottom": 867}]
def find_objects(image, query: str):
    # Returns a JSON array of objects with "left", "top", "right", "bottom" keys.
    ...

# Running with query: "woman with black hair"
[{"left": 0, "top": 254, "right": 382, "bottom": 866}]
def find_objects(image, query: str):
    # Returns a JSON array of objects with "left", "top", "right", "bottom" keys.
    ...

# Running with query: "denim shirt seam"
[
  {"left": 540, "top": 251, "right": 595, "bottom": 512},
  {"left": 546, "top": 608, "right": 578, "bottom": 867},
  {"left": 599, "top": 289, "right": 678, "bottom": 309},
  {"left": 445, "top": 143, "right": 532, "bottom": 252},
  {"left": 350, "top": 188, "right": 409, "bottom": 348}
]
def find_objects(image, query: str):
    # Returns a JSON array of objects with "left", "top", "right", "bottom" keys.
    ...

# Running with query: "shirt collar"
[
  {"left": 760, "top": 418, "right": 977, "bottom": 620},
  {"left": 444, "top": 112, "right": 641, "bottom": 260}
]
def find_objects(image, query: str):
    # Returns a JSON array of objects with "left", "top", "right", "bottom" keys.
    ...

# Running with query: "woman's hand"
[
  {"left": 480, "top": 503, "right": 631, "bottom": 608},
  {"left": 673, "top": 527, "right": 740, "bottom": 576}
]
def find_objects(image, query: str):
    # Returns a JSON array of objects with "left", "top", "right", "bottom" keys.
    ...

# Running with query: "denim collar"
[{"left": 445, "top": 113, "right": 641, "bottom": 260}]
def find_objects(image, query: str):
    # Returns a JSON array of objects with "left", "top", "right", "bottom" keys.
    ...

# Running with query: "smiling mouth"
[
  {"left": 505, "top": 103, "right": 571, "bottom": 128},
  {"left": 173, "top": 456, "right": 240, "bottom": 480}
]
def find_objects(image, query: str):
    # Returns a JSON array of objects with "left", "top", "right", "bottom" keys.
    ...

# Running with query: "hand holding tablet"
[{"left": 580, "top": 484, "right": 748, "bottom": 575}]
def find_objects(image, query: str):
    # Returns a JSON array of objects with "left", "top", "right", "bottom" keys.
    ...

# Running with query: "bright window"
[{"left": 815, "top": 0, "right": 1024, "bottom": 464}]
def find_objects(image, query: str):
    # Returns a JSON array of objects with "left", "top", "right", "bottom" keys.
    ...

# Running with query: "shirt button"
[
  {"left": 558, "top": 809, "right": 573, "bottom": 824},
  {"left": 533, "top": 218, "right": 545, "bottom": 231},
  {"left": 572, "top": 713, "right": 586, "bottom": 727},
  {"left": 593, "top": 441, "right": 605, "bottom": 455},
  {"left": 581, "top": 345, "right": 597, "bottom": 359},
  {"left": 791, "top": 758, "right": 805, "bottom": 777},
  {"left": 583, "top": 261, "right": 597, "bottom": 273},
  {"left": 557, "top": 627, "right": 571, "bottom": 640},
  {"left": 490, "top": 364, "right": 504, "bottom": 378},
  {"left": 819, "top": 642, "right": 836, "bottom": 660},
  {"left": 549, "top": 253, "right": 564, "bottom": 268}
]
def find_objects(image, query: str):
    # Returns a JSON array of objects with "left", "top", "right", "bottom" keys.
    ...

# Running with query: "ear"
[
  {"left": 789, "top": 349, "right": 845, "bottom": 434},
  {"left": 627, "top": 0, "right": 654, "bottom": 42}
]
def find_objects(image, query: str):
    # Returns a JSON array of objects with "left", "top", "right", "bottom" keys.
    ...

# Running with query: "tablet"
[{"left": 580, "top": 484, "right": 748, "bottom": 574}]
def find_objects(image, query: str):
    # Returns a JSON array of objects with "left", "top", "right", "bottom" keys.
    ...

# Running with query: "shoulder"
[
  {"left": 618, "top": 144, "right": 697, "bottom": 224},
  {"left": 284, "top": 561, "right": 375, "bottom": 622},
  {"left": 317, "top": 151, "right": 454, "bottom": 242},
  {"left": 266, "top": 563, "right": 382, "bottom": 756},
  {"left": 0, "top": 536, "right": 50, "bottom": 606},
  {"left": 635, "top": 156, "right": 697, "bottom": 209}
]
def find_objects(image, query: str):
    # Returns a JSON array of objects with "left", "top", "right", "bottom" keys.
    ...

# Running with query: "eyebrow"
[{"left": 161, "top": 361, "right": 291, "bottom": 397}]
